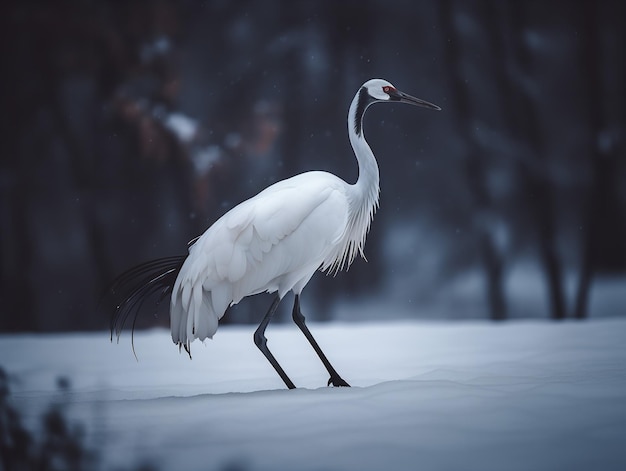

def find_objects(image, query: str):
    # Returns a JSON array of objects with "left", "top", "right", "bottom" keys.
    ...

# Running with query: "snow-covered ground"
[{"left": 2, "top": 319, "right": 626, "bottom": 471}]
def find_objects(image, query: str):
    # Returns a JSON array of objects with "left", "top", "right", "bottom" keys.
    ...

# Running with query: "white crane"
[{"left": 107, "top": 79, "right": 440, "bottom": 389}]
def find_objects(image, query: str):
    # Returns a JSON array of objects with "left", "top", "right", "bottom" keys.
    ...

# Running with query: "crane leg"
[
  {"left": 292, "top": 295, "right": 350, "bottom": 387},
  {"left": 254, "top": 294, "right": 296, "bottom": 389}
]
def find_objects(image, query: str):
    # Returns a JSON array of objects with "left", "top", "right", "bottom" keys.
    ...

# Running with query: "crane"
[{"left": 106, "top": 79, "right": 440, "bottom": 389}]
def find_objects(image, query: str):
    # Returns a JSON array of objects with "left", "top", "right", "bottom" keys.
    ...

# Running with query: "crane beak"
[{"left": 391, "top": 89, "right": 441, "bottom": 111}]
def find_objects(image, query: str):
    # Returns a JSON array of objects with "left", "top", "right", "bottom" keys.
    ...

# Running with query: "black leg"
[
  {"left": 254, "top": 294, "right": 296, "bottom": 389},
  {"left": 292, "top": 295, "right": 350, "bottom": 387}
]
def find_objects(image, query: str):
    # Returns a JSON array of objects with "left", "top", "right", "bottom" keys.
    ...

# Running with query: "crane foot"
[{"left": 327, "top": 376, "right": 350, "bottom": 387}]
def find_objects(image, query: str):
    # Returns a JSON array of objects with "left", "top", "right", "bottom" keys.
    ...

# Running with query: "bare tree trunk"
[
  {"left": 439, "top": 0, "right": 507, "bottom": 320},
  {"left": 505, "top": 0, "right": 567, "bottom": 320},
  {"left": 573, "top": 2, "right": 602, "bottom": 320},
  {"left": 574, "top": 1, "right": 626, "bottom": 319}
]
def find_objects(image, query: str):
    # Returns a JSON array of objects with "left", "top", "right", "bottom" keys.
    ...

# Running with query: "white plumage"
[
  {"left": 170, "top": 173, "right": 351, "bottom": 344},
  {"left": 107, "top": 78, "right": 440, "bottom": 388}
]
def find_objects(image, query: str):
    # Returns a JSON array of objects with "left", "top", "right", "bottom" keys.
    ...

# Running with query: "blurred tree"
[
  {"left": 574, "top": 0, "right": 626, "bottom": 319},
  {"left": 504, "top": 1, "right": 567, "bottom": 320},
  {"left": 0, "top": 0, "right": 195, "bottom": 331},
  {"left": 439, "top": 0, "right": 508, "bottom": 320}
]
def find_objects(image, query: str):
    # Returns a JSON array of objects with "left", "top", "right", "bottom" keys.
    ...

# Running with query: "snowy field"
[{"left": 2, "top": 319, "right": 626, "bottom": 471}]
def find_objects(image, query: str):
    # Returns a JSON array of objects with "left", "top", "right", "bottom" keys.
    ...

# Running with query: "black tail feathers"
[{"left": 100, "top": 256, "right": 186, "bottom": 357}]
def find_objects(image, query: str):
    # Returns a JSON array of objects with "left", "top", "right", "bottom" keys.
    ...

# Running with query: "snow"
[
  {"left": 2, "top": 319, "right": 626, "bottom": 471},
  {"left": 164, "top": 112, "right": 199, "bottom": 142}
]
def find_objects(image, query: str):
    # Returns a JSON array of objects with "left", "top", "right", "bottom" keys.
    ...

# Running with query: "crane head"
[{"left": 363, "top": 79, "right": 441, "bottom": 111}]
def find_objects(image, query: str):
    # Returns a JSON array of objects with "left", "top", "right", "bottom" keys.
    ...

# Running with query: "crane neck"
[
  {"left": 323, "top": 85, "right": 381, "bottom": 273},
  {"left": 348, "top": 87, "right": 380, "bottom": 207}
]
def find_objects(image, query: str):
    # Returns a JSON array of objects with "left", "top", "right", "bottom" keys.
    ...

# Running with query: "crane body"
[{"left": 107, "top": 79, "right": 440, "bottom": 389}]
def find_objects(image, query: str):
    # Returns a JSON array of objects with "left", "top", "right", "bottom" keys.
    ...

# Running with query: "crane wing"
[{"left": 170, "top": 172, "right": 349, "bottom": 348}]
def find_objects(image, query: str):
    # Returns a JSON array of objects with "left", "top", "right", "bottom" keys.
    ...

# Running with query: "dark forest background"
[{"left": 1, "top": 0, "right": 624, "bottom": 332}]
